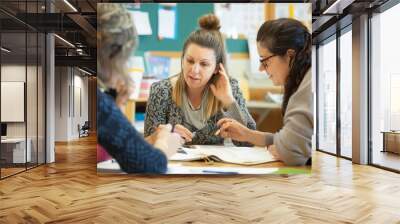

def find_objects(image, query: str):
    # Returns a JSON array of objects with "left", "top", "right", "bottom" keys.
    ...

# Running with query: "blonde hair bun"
[{"left": 198, "top": 14, "right": 221, "bottom": 31}]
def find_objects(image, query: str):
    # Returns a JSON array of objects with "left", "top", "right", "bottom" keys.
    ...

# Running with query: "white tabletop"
[{"left": 1, "top": 138, "right": 29, "bottom": 143}]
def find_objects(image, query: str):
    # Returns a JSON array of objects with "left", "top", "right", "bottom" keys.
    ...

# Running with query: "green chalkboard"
[{"left": 127, "top": 3, "right": 248, "bottom": 56}]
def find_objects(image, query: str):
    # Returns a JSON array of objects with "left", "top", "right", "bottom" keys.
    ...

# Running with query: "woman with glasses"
[
  {"left": 144, "top": 14, "right": 256, "bottom": 146},
  {"left": 217, "top": 18, "right": 313, "bottom": 166}
]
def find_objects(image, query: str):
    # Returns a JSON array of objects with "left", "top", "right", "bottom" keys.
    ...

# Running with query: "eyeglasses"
[{"left": 259, "top": 54, "right": 277, "bottom": 69}]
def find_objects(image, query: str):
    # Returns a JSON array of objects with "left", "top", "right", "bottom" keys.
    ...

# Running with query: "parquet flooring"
[{"left": 0, "top": 135, "right": 399, "bottom": 223}]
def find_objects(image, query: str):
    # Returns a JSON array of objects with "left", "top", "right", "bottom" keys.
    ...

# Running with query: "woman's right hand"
[
  {"left": 216, "top": 118, "right": 251, "bottom": 142},
  {"left": 172, "top": 124, "right": 193, "bottom": 143},
  {"left": 153, "top": 124, "right": 183, "bottom": 158}
]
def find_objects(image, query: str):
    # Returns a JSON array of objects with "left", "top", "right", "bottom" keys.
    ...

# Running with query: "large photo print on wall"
[{"left": 97, "top": 3, "right": 313, "bottom": 175}]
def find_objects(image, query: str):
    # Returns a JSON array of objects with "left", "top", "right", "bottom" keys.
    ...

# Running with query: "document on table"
[
  {"left": 167, "top": 163, "right": 278, "bottom": 175},
  {"left": 169, "top": 145, "right": 277, "bottom": 165}
]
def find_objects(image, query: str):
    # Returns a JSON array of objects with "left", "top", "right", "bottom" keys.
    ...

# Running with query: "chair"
[{"left": 78, "top": 121, "right": 90, "bottom": 138}]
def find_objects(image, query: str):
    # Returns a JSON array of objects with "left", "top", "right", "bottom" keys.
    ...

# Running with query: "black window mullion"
[
  {"left": 315, "top": 44, "right": 319, "bottom": 151},
  {"left": 367, "top": 10, "right": 373, "bottom": 165},
  {"left": 25, "top": 0, "right": 28, "bottom": 171},
  {"left": 36, "top": 0, "right": 39, "bottom": 168},
  {"left": 336, "top": 25, "right": 341, "bottom": 157}
]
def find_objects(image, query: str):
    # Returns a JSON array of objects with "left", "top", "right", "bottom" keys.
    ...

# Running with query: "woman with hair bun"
[
  {"left": 144, "top": 14, "right": 256, "bottom": 146},
  {"left": 217, "top": 18, "right": 313, "bottom": 166}
]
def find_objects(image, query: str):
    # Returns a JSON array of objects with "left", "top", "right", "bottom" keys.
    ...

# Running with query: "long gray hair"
[{"left": 97, "top": 3, "right": 138, "bottom": 89}]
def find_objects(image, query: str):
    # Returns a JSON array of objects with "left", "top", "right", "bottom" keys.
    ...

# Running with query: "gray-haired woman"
[{"left": 97, "top": 4, "right": 181, "bottom": 173}]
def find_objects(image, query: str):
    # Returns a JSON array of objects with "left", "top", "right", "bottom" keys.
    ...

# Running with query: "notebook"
[{"left": 169, "top": 145, "right": 277, "bottom": 165}]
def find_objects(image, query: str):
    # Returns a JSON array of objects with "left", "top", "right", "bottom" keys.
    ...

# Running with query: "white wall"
[
  {"left": 72, "top": 73, "right": 89, "bottom": 138},
  {"left": 54, "top": 67, "right": 89, "bottom": 141},
  {"left": 55, "top": 66, "right": 69, "bottom": 141}
]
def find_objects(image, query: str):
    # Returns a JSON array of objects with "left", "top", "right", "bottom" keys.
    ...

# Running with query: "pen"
[
  {"left": 182, "top": 144, "right": 195, "bottom": 149},
  {"left": 177, "top": 148, "right": 187, "bottom": 154},
  {"left": 182, "top": 121, "right": 197, "bottom": 140},
  {"left": 171, "top": 124, "right": 175, "bottom": 133},
  {"left": 202, "top": 170, "right": 239, "bottom": 175}
]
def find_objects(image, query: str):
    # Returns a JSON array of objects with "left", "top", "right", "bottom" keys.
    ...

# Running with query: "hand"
[
  {"left": 145, "top": 125, "right": 166, "bottom": 145},
  {"left": 172, "top": 124, "right": 193, "bottom": 143},
  {"left": 267, "top": 145, "right": 281, "bottom": 161},
  {"left": 153, "top": 124, "right": 183, "bottom": 158},
  {"left": 209, "top": 63, "right": 235, "bottom": 108},
  {"left": 216, "top": 118, "right": 251, "bottom": 142}
]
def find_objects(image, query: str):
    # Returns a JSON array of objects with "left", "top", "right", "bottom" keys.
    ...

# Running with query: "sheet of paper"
[
  {"left": 193, "top": 145, "right": 276, "bottom": 165},
  {"left": 214, "top": 3, "right": 264, "bottom": 39},
  {"left": 158, "top": 8, "right": 176, "bottom": 39},
  {"left": 130, "top": 11, "right": 152, "bottom": 35},
  {"left": 167, "top": 164, "right": 278, "bottom": 174}
]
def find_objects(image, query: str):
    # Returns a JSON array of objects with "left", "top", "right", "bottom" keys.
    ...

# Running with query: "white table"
[
  {"left": 97, "top": 159, "right": 282, "bottom": 175},
  {"left": 1, "top": 138, "right": 31, "bottom": 163}
]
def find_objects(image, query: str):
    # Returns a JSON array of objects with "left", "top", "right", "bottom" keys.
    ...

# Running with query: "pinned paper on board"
[
  {"left": 130, "top": 11, "right": 152, "bottom": 35},
  {"left": 144, "top": 52, "right": 171, "bottom": 79},
  {"left": 126, "top": 56, "right": 145, "bottom": 99},
  {"left": 158, "top": 7, "right": 176, "bottom": 39},
  {"left": 214, "top": 3, "right": 264, "bottom": 39}
]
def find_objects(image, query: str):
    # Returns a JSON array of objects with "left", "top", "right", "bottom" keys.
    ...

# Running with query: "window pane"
[
  {"left": 1, "top": 30, "right": 27, "bottom": 177},
  {"left": 371, "top": 3, "right": 400, "bottom": 171},
  {"left": 27, "top": 31, "right": 38, "bottom": 169},
  {"left": 318, "top": 37, "right": 337, "bottom": 154},
  {"left": 340, "top": 28, "right": 352, "bottom": 158},
  {"left": 38, "top": 32, "right": 45, "bottom": 165}
]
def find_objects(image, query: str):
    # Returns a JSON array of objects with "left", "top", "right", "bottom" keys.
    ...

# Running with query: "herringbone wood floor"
[{"left": 1, "top": 135, "right": 399, "bottom": 223}]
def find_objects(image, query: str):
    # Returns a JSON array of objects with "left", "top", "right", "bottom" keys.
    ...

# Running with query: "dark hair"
[{"left": 256, "top": 18, "right": 311, "bottom": 115}]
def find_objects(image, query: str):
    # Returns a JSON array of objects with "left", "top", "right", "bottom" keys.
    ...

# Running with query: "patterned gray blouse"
[{"left": 144, "top": 76, "right": 256, "bottom": 146}]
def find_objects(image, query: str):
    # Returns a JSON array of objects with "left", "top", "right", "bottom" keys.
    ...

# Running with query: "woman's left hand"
[{"left": 210, "top": 63, "right": 235, "bottom": 107}]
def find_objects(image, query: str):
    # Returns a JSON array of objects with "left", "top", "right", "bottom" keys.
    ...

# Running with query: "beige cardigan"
[{"left": 273, "top": 70, "right": 313, "bottom": 166}]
